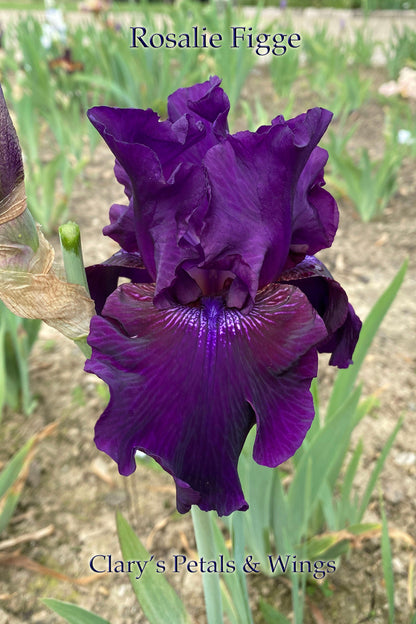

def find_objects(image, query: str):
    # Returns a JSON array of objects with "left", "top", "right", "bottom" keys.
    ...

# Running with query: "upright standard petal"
[
  {"left": 167, "top": 75, "right": 230, "bottom": 140},
  {"left": 290, "top": 146, "right": 339, "bottom": 261},
  {"left": 199, "top": 108, "right": 334, "bottom": 307},
  {"left": 102, "top": 160, "right": 138, "bottom": 253},
  {"left": 87, "top": 106, "right": 212, "bottom": 297},
  {"left": 88, "top": 84, "right": 337, "bottom": 311},
  {"left": 85, "top": 282, "right": 327, "bottom": 516}
]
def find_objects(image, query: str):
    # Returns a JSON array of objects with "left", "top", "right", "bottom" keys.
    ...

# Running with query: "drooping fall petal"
[
  {"left": 279, "top": 255, "right": 362, "bottom": 367},
  {"left": 86, "top": 282, "right": 327, "bottom": 515}
]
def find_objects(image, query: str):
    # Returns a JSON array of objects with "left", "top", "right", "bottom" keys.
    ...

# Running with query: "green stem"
[
  {"left": 231, "top": 511, "right": 253, "bottom": 624},
  {"left": 58, "top": 221, "right": 90, "bottom": 295},
  {"left": 59, "top": 221, "right": 92, "bottom": 359},
  {"left": 73, "top": 336, "right": 92, "bottom": 359},
  {"left": 191, "top": 507, "right": 223, "bottom": 624}
]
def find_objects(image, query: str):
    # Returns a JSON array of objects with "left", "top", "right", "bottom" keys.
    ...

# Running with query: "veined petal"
[
  {"left": 0, "top": 85, "right": 24, "bottom": 202},
  {"left": 280, "top": 255, "right": 362, "bottom": 367},
  {"left": 85, "top": 282, "right": 327, "bottom": 516},
  {"left": 200, "top": 108, "right": 333, "bottom": 304}
]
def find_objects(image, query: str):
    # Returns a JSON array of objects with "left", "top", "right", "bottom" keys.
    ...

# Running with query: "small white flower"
[
  {"left": 397, "top": 129, "right": 415, "bottom": 145},
  {"left": 41, "top": 7, "right": 67, "bottom": 49}
]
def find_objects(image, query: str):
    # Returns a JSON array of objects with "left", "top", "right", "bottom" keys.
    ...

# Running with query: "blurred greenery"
[{"left": 1, "top": 0, "right": 416, "bottom": 11}]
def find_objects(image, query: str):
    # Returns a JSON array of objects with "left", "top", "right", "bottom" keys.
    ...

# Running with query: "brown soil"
[{"left": 1, "top": 34, "right": 415, "bottom": 624}]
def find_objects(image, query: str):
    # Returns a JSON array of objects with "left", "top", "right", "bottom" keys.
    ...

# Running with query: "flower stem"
[
  {"left": 59, "top": 221, "right": 92, "bottom": 358},
  {"left": 58, "top": 221, "right": 90, "bottom": 295},
  {"left": 191, "top": 507, "right": 223, "bottom": 624},
  {"left": 231, "top": 511, "right": 254, "bottom": 624}
]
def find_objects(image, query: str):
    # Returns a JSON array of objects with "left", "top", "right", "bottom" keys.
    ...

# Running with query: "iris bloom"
[{"left": 85, "top": 77, "right": 361, "bottom": 516}]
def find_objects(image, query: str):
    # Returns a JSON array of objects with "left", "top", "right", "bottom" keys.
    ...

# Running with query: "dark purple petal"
[
  {"left": 88, "top": 97, "right": 217, "bottom": 181},
  {"left": 103, "top": 202, "right": 137, "bottom": 253},
  {"left": 88, "top": 88, "right": 335, "bottom": 310},
  {"left": 251, "top": 347, "right": 319, "bottom": 465},
  {"left": 85, "top": 282, "right": 327, "bottom": 516},
  {"left": 280, "top": 255, "right": 362, "bottom": 367},
  {"left": 87, "top": 108, "right": 213, "bottom": 290},
  {"left": 86, "top": 250, "right": 153, "bottom": 314},
  {"left": 85, "top": 78, "right": 362, "bottom": 516},
  {"left": 101, "top": 161, "right": 138, "bottom": 253},
  {"left": 290, "top": 146, "right": 339, "bottom": 259},
  {"left": 317, "top": 303, "right": 362, "bottom": 368},
  {"left": 168, "top": 75, "right": 230, "bottom": 140},
  {"left": 0, "top": 85, "right": 24, "bottom": 203},
  {"left": 199, "top": 108, "right": 333, "bottom": 305}
]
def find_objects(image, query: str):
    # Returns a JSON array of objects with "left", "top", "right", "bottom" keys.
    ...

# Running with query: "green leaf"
[
  {"left": 357, "top": 417, "right": 403, "bottom": 522},
  {"left": 259, "top": 599, "right": 292, "bottom": 624},
  {"left": 338, "top": 440, "right": 363, "bottom": 525},
  {"left": 0, "top": 489, "right": 22, "bottom": 535},
  {"left": 311, "top": 539, "right": 350, "bottom": 561},
  {"left": 210, "top": 517, "right": 253, "bottom": 624},
  {"left": 191, "top": 507, "right": 223, "bottom": 624},
  {"left": 116, "top": 511, "right": 191, "bottom": 624},
  {"left": 328, "top": 259, "right": 408, "bottom": 416},
  {"left": 347, "top": 522, "right": 381, "bottom": 535},
  {"left": 0, "top": 437, "right": 35, "bottom": 534},
  {"left": 287, "top": 386, "right": 361, "bottom": 540},
  {"left": 0, "top": 318, "right": 6, "bottom": 420},
  {"left": 238, "top": 430, "right": 275, "bottom": 563},
  {"left": 270, "top": 474, "right": 293, "bottom": 562},
  {"left": 304, "top": 534, "right": 344, "bottom": 560},
  {"left": 42, "top": 599, "right": 111, "bottom": 624},
  {"left": 380, "top": 502, "right": 395, "bottom": 624},
  {"left": 0, "top": 437, "right": 34, "bottom": 501}
]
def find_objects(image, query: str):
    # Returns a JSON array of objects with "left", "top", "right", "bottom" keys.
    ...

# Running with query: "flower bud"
[{"left": 0, "top": 84, "right": 94, "bottom": 342}]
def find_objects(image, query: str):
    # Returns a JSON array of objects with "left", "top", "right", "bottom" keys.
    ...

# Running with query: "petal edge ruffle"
[{"left": 85, "top": 281, "right": 327, "bottom": 515}]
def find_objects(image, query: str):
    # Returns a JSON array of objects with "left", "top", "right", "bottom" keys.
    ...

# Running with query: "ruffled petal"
[
  {"left": 85, "top": 282, "right": 327, "bottom": 516},
  {"left": 101, "top": 161, "right": 138, "bottom": 253},
  {"left": 87, "top": 108, "right": 213, "bottom": 296},
  {"left": 199, "top": 108, "right": 333, "bottom": 305},
  {"left": 280, "top": 255, "right": 362, "bottom": 367},
  {"left": 290, "top": 146, "right": 339, "bottom": 260},
  {"left": 103, "top": 202, "right": 137, "bottom": 253},
  {"left": 168, "top": 75, "right": 230, "bottom": 141},
  {"left": 87, "top": 106, "right": 208, "bottom": 177},
  {"left": 317, "top": 303, "right": 362, "bottom": 368}
]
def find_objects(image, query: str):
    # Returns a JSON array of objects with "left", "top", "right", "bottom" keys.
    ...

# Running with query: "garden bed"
[{"left": 0, "top": 7, "right": 415, "bottom": 624}]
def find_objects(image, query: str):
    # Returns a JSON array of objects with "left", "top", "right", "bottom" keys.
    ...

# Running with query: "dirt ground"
[{"left": 0, "top": 18, "right": 416, "bottom": 624}]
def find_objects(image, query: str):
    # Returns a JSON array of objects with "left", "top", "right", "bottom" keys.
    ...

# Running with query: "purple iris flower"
[{"left": 85, "top": 76, "right": 361, "bottom": 517}]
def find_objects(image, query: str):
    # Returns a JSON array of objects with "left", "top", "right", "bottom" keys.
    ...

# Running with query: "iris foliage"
[{"left": 43, "top": 259, "right": 407, "bottom": 624}]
